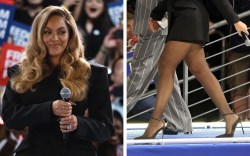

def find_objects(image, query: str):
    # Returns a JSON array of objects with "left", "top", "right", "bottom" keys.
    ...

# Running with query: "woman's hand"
[
  {"left": 60, "top": 115, "right": 78, "bottom": 132},
  {"left": 234, "top": 21, "right": 249, "bottom": 36},
  {"left": 148, "top": 18, "right": 161, "bottom": 32},
  {"left": 52, "top": 100, "right": 72, "bottom": 117}
]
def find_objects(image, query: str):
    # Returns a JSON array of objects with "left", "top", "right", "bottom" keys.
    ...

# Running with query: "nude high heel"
[
  {"left": 134, "top": 117, "right": 166, "bottom": 139},
  {"left": 216, "top": 113, "right": 244, "bottom": 138}
]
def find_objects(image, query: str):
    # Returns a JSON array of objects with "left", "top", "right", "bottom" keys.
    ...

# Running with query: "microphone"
[
  {"left": 241, "top": 32, "right": 250, "bottom": 47},
  {"left": 60, "top": 87, "right": 71, "bottom": 102},
  {"left": 60, "top": 87, "right": 71, "bottom": 140}
]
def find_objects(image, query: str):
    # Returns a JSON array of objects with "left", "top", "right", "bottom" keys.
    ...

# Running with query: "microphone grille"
[
  {"left": 60, "top": 87, "right": 71, "bottom": 99},
  {"left": 245, "top": 40, "right": 250, "bottom": 47}
]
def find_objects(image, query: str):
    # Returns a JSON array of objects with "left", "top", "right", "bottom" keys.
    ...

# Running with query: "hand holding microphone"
[
  {"left": 60, "top": 114, "right": 77, "bottom": 133},
  {"left": 241, "top": 32, "right": 250, "bottom": 47},
  {"left": 52, "top": 87, "right": 77, "bottom": 139},
  {"left": 234, "top": 21, "right": 249, "bottom": 37},
  {"left": 233, "top": 21, "right": 250, "bottom": 46},
  {"left": 52, "top": 100, "right": 72, "bottom": 117}
]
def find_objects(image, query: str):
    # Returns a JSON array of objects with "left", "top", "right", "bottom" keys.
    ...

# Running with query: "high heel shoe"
[
  {"left": 134, "top": 117, "right": 166, "bottom": 139},
  {"left": 216, "top": 113, "right": 244, "bottom": 138}
]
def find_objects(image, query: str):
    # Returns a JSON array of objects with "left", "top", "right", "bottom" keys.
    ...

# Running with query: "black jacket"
[
  {"left": 150, "top": 0, "right": 239, "bottom": 28},
  {"left": 2, "top": 63, "right": 114, "bottom": 156}
]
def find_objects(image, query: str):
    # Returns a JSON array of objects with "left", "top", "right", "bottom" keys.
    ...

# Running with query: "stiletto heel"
[
  {"left": 240, "top": 119, "right": 244, "bottom": 134},
  {"left": 216, "top": 113, "right": 244, "bottom": 138},
  {"left": 134, "top": 117, "right": 166, "bottom": 139}
]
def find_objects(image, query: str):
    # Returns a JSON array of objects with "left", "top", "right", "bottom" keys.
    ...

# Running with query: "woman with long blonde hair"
[{"left": 2, "top": 6, "right": 113, "bottom": 156}]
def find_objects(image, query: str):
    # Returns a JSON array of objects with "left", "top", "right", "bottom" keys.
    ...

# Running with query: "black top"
[
  {"left": 150, "top": 0, "right": 240, "bottom": 44},
  {"left": 2, "top": 63, "right": 114, "bottom": 156},
  {"left": 150, "top": 0, "right": 239, "bottom": 27}
]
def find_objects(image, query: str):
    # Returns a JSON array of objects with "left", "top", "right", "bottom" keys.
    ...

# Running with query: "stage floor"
[
  {"left": 126, "top": 122, "right": 250, "bottom": 156},
  {"left": 127, "top": 122, "right": 250, "bottom": 141}
]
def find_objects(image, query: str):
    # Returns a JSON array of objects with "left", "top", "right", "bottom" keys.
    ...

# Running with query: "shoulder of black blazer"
[{"left": 150, "top": 0, "right": 239, "bottom": 25}]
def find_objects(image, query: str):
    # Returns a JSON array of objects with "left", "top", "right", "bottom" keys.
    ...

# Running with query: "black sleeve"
[
  {"left": 211, "top": 0, "right": 239, "bottom": 25},
  {"left": 2, "top": 81, "right": 56, "bottom": 130},
  {"left": 150, "top": 0, "right": 168, "bottom": 21},
  {"left": 72, "top": 65, "right": 114, "bottom": 142}
]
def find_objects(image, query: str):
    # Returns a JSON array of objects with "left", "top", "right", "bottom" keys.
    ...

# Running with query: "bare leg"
[
  {"left": 137, "top": 41, "right": 239, "bottom": 138},
  {"left": 137, "top": 41, "right": 192, "bottom": 138},
  {"left": 184, "top": 44, "right": 238, "bottom": 135}
]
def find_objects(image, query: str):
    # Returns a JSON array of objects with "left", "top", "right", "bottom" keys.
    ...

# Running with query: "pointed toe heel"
[
  {"left": 134, "top": 117, "right": 166, "bottom": 139},
  {"left": 216, "top": 113, "right": 244, "bottom": 138}
]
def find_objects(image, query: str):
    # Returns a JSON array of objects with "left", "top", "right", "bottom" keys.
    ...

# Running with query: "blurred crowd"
[{"left": 0, "top": 0, "right": 123, "bottom": 156}]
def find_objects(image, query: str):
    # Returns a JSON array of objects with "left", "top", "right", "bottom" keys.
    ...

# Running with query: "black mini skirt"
[{"left": 166, "top": 0, "right": 209, "bottom": 45}]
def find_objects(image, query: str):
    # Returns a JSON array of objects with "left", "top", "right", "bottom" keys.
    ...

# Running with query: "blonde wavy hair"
[{"left": 11, "top": 6, "right": 91, "bottom": 101}]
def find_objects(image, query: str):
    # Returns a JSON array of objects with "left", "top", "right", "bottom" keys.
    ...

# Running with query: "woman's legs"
[
  {"left": 139, "top": 41, "right": 192, "bottom": 137},
  {"left": 139, "top": 41, "right": 239, "bottom": 138},
  {"left": 184, "top": 44, "right": 238, "bottom": 134}
]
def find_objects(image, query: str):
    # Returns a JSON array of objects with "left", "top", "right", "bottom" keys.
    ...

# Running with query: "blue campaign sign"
[
  {"left": 108, "top": 1, "right": 123, "bottom": 27},
  {"left": 0, "top": 3, "right": 15, "bottom": 46},
  {"left": 9, "top": 21, "right": 31, "bottom": 47}
]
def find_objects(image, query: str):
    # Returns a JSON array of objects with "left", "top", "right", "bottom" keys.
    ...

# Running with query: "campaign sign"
[
  {"left": 108, "top": 1, "right": 123, "bottom": 27},
  {"left": 0, "top": 43, "right": 24, "bottom": 85},
  {"left": 0, "top": 0, "right": 14, "bottom": 5},
  {"left": 10, "top": 21, "right": 31, "bottom": 47},
  {"left": 0, "top": 3, "right": 15, "bottom": 46}
]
